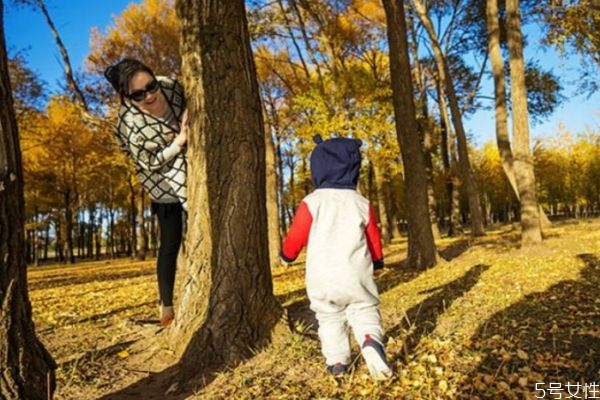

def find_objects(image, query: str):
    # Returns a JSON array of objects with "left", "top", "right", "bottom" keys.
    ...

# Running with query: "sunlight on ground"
[{"left": 28, "top": 219, "right": 600, "bottom": 399}]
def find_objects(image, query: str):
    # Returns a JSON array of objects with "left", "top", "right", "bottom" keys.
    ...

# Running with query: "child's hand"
[{"left": 373, "top": 268, "right": 384, "bottom": 277}]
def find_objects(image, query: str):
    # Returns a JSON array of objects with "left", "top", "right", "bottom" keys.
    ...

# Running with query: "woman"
[{"left": 104, "top": 58, "right": 187, "bottom": 327}]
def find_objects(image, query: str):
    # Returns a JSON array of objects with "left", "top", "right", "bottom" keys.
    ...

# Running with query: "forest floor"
[{"left": 29, "top": 218, "right": 600, "bottom": 399}]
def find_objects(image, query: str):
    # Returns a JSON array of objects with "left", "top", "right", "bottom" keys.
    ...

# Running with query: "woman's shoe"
[{"left": 160, "top": 305, "right": 175, "bottom": 327}]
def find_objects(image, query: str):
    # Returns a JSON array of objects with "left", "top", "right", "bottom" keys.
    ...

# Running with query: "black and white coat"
[{"left": 115, "top": 76, "right": 187, "bottom": 211}]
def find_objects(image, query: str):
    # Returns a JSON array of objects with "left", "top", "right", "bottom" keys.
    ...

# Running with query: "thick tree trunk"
[
  {"left": 0, "top": 2, "right": 57, "bottom": 395},
  {"left": 505, "top": 0, "right": 542, "bottom": 245},
  {"left": 172, "top": 0, "right": 282, "bottom": 389},
  {"left": 412, "top": 0, "right": 485, "bottom": 236},
  {"left": 382, "top": 0, "right": 438, "bottom": 269}
]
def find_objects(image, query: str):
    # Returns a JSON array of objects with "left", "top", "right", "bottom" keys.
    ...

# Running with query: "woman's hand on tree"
[{"left": 175, "top": 109, "right": 189, "bottom": 147}]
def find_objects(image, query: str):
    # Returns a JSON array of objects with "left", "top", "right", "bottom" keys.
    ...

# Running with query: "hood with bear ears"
[{"left": 309, "top": 134, "right": 363, "bottom": 189}]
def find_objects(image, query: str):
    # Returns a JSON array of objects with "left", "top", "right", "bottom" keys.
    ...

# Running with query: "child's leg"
[
  {"left": 346, "top": 303, "right": 384, "bottom": 343},
  {"left": 314, "top": 308, "right": 351, "bottom": 367},
  {"left": 346, "top": 303, "right": 392, "bottom": 379}
]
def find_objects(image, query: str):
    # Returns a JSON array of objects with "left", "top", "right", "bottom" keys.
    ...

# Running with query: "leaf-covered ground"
[{"left": 29, "top": 219, "right": 600, "bottom": 399}]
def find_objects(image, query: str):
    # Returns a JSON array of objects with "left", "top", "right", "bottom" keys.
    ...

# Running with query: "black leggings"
[{"left": 152, "top": 202, "right": 183, "bottom": 307}]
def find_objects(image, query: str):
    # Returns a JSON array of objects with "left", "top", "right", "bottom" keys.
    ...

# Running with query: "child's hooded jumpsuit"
[{"left": 280, "top": 135, "right": 392, "bottom": 378}]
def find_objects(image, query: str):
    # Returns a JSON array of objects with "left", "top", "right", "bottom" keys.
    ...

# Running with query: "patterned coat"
[{"left": 115, "top": 76, "right": 187, "bottom": 211}]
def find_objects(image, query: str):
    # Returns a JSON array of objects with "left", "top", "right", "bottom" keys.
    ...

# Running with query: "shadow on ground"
[
  {"left": 459, "top": 253, "right": 600, "bottom": 398},
  {"left": 386, "top": 263, "right": 490, "bottom": 363},
  {"left": 283, "top": 257, "right": 435, "bottom": 340}
]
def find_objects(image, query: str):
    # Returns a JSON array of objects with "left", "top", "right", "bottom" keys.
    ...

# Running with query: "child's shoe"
[
  {"left": 326, "top": 362, "right": 348, "bottom": 378},
  {"left": 160, "top": 305, "right": 175, "bottom": 327},
  {"left": 361, "top": 335, "right": 393, "bottom": 380}
]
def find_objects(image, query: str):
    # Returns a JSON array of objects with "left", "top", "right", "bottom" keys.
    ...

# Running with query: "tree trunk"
[
  {"left": 43, "top": 222, "right": 49, "bottom": 262},
  {"left": 408, "top": 11, "right": 440, "bottom": 240},
  {"left": 35, "top": 0, "right": 88, "bottom": 111},
  {"left": 265, "top": 122, "right": 281, "bottom": 268},
  {"left": 411, "top": 0, "right": 485, "bottom": 236},
  {"left": 263, "top": 88, "right": 288, "bottom": 243},
  {"left": 386, "top": 175, "right": 401, "bottom": 238},
  {"left": 382, "top": 0, "right": 438, "bottom": 269},
  {"left": 486, "top": 0, "right": 550, "bottom": 233},
  {"left": 171, "top": 0, "right": 282, "bottom": 389},
  {"left": 150, "top": 207, "right": 157, "bottom": 257},
  {"left": 55, "top": 220, "right": 64, "bottom": 262},
  {"left": 373, "top": 162, "right": 391, "bottom": 245},
  {"left": 108, "top": 208, "right": 115, "bottom": 259},
  {"left": 128, "top": 175, "right": 137, "bottom": 258},
  {"left": 505, "top": 0, "right": 542, "bottom": 245},
  {"left": 0, "top": 2, "right": 56, "bottom": 394},
  {"left": 136, "top": 187, "right": 147, "bottom": 261},
  {"left": 276, "top": 136, "right": 287, "bottom": 236},
  {"left": 64, "top": 189, "right": 75, "bottom": 264},
  {"left": 87, "top": 207, "right": 95, "bottom": 259},
  {"left": 438, "top": 81, "right": 463, "bottom": 236}
]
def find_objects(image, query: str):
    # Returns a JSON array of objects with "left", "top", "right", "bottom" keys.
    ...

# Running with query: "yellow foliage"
[{"left": 87, "top": 0, "right": 179, "bottom": 76}]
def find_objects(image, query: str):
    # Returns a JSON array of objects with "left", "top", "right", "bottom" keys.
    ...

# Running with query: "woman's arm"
[{"left": 118, "top": 121, "right": 185, "bottom": 172}]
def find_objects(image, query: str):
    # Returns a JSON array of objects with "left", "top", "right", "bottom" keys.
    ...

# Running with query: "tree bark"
[
  {"left": 408, "top": 10, "right": 440, "bottom": 240},
  {"left": 128, "top": 175, "right": 137, "bottom": 258},
  {"left": 505, "top": 0, "right": 542, "bottom": 245},
  {"left": 63, "top": 189, "right": 75, "bottom": 263},
  {"left": 411, "top": 0, "right": 485, "bottom": 236},
  {"left": 438, "top": 81, "right": 463, "bottom": 236},
  {"left": 373, "top": 162, "right": 391, "bottom": 245},
  {"left": 0, "top": 1, "right": 56, "bottom": 395},
  {"left": 265, "top": 116, "right": 281, "bottom": 267},
  {"left": 486, "top": 0, "right": 551, "bottom": 232},
  {"left": 172, "top": 0, "right": 282, "bottom": 389},
  {"left": 382, "top": 0, "right": 438, "bottom": 269},
  {"left": 136, "top": 187, "right": 147, "bottom": 261}
]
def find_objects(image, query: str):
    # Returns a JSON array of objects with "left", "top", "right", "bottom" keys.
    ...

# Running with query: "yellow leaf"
[
  {"left": 516, "top": 349, "right": 529, "bottom": 360},
  {"left": 118, "top": 350, "right": 129, "bottom": 358},
  {"left": 439, "top": 380, "right": 448, "bottom": 392},
  {"left": 518, "top": 377, "right": 528, "bottom": 387}
]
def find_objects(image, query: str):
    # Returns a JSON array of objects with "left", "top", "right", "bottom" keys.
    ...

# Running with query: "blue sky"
[{"left": 4, "top": 0, "right": 599, "bottom": 146}]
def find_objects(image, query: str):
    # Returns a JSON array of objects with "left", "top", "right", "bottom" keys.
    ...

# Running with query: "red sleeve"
[
  {"left": 280, "top": 201, "right": 313, "bottom": 262},
  {"left": 365, "top": 204, "right": 384, "bottom": 269}
]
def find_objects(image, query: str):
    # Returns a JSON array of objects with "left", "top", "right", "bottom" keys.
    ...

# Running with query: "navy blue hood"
[{"left": 310, "top": 134, "right": 362, "bottom": 189}]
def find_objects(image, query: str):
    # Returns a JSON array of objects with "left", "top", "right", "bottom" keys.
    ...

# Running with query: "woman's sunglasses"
[{"left": 127, "top": 80, "right": 160, "bottom": 102}]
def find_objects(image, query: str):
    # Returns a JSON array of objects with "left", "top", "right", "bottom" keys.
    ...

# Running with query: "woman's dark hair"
[{"left": 104, "top": 58, "right": 155, "bottom": 100}]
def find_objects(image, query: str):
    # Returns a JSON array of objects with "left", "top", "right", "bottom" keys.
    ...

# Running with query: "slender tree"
[
  {"left": 486, "top": 0, "right": 552, "bottom": 232},
  {"left": 172, "top": 0, "right": 282, "bottom": 388},
  {"left": 506, "top": 0, "right": 542, "bottom": 244},
  {"left": 411, "top": 0, "right": 485, "bottom": 236},
  {"left": 0, "top": 0, "right": 56, "bottom": 397},
  {"left": 382, "top": 0, "right": 438, "bottom": 269}
]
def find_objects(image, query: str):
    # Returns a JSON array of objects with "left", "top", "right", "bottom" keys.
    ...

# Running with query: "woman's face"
[{"left": 127, "top": 70, "right": 164, "bottom": 115}]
